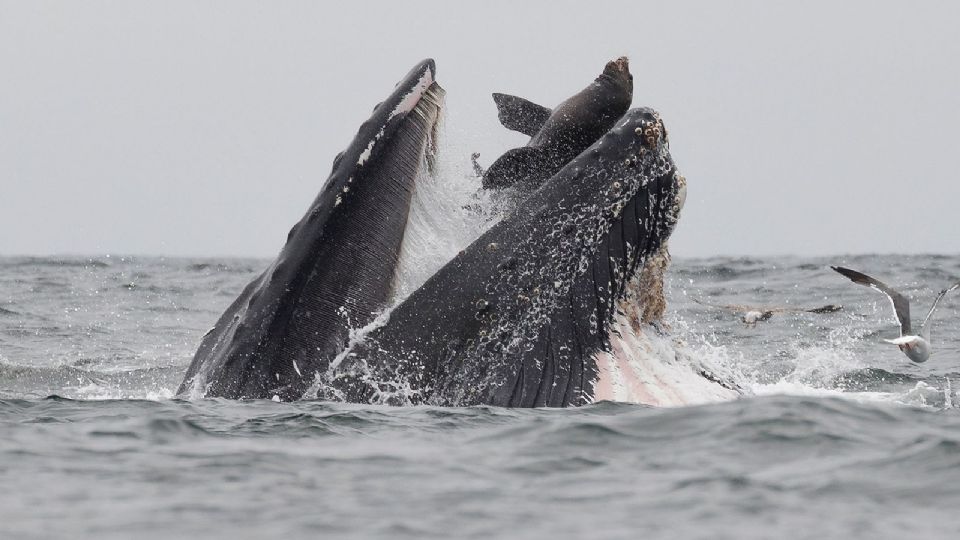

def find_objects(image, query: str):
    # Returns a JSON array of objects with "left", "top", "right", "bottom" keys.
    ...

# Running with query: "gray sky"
[{"left": 2, "top": 1, "right": 958, "bottom": 258}]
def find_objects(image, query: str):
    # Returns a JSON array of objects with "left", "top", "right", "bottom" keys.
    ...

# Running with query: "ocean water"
[{"left": 2, "top": 254, "right": 960, "bottom": 539}]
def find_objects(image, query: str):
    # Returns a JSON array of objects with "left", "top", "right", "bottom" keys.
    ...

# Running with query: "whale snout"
[{"left": 605, "top": 108, "right": 667, "bottom": 154}]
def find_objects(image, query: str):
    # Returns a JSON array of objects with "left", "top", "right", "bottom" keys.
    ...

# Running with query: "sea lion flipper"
[
  {"left": 492, "top": 93, "right": 552, "bottom": 137},
  {"left": 481, "top": 146, "right": 550, "bottom": 190}
]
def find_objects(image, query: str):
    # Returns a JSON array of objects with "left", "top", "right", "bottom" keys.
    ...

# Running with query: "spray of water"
[
  {"left": 668, "top": 278, "right": 958, "bottom": 410},
  {"left": 390, "top": 114, "right": 499, "bottom": 303}
]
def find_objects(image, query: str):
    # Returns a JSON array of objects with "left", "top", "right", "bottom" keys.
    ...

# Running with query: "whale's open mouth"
[
  {"left": 325, "top": 108, "right": 692, "bottom": 407},
  {"left": 178, "top": 60, "right": 446, "bottom": 401},
  {"left": 180, "top": 58, "right": 722, "bottom": 408}
]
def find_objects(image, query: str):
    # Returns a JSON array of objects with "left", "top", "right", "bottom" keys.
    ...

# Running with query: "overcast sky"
[{"left": 1, "top": 1, "right": 958, "bottom": 258}]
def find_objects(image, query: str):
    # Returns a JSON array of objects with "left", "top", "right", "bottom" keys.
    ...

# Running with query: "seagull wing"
[
  {"left": 920, "top": 280, "right": 960, "bottom": 331},
  {"left": 831, "top": 266, "right": 911, "bottom": 336}
]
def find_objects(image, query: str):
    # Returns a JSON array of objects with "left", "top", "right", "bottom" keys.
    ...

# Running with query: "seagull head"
[{"left": 891, "top": 337, "right": 931, "bottom": 363}]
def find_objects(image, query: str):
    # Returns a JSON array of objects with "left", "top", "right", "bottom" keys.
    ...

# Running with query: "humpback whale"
[
  {"left": 321, "top": 108, "right": 689, "bottom": 406},
  {"left": 179, "top": 58, "right": 738, "bottom": 406},
  {"left": 178, "top": 59, "right": 445, "bottom": 400},
  {"left": 481, "top": 57, "right": 633, "bottom": 193}
]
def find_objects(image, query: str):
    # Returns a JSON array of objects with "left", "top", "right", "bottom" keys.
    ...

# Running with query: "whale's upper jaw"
[{"left": 472, "top": 107, "right": 683, "bottom": 407}]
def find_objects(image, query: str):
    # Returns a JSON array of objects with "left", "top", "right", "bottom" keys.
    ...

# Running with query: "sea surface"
[{"left": 2, "top": 254, "right": 960, "bottom": 539}]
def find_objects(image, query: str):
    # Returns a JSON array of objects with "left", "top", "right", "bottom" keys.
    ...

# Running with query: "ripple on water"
[{"left": 2, "top": 255, "right": 960, "bottom": 538}]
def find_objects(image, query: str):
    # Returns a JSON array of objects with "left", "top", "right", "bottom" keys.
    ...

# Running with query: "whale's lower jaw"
[
  {"left": 590, "top": 246, "right": 744, "bottom": 407},
  {"left": 177, "top": 60, "right": 445, "bottom": 401}
]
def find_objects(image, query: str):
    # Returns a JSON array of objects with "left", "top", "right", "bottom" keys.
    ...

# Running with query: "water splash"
[{"left": 391, "top": 117, "right": 497, "bottom": 303}]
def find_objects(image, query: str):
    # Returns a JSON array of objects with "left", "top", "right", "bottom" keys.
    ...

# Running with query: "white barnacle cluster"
[{"left": 669, "top": 172, "right": 687, "bottom": 228}]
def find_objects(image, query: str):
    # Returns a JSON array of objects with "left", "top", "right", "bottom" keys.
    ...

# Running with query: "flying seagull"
[
  {"left": 692, "top": 298, "right": 842, "bottom": 325},
  {"left": 831, "top": 266, "right": 960, "bottom": 363}
]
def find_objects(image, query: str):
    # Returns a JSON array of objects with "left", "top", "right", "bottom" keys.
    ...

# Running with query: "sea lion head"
[{"left": 600, "top": 56, "right": 633, "bottom": 95}]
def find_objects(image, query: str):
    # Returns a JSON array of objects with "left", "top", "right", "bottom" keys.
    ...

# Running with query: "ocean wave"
[
  {"left": 1, "top": 257, "right": 112, "bottom": 269},
  {"left": 0, "top": 361, "right": 181, "bottom": 400}
]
